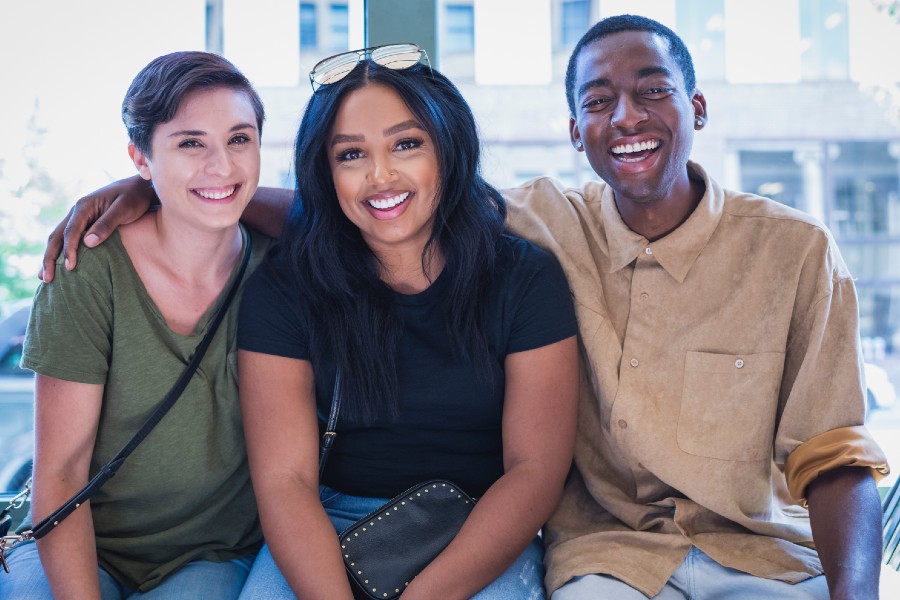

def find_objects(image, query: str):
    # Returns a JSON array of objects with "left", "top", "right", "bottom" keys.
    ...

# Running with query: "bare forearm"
[
  {"left": 242, "top": 186, "right": 293, "bottom": 238},
  {"left": 32, "top": 376, "right": 104, "bottom": 598},
  {"left": 402, "top": 462, "right": 564, "bottom": 600},
  {"left": 256, "top": 478, "right": 354, "bottom": 600},
  {"left": 807, "top": 466, "right": 882, "bottom": 599},
  {"left": 33, "top": 486, "right": 101, "bottom": 599}
]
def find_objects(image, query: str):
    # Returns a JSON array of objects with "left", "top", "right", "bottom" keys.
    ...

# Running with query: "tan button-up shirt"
[{"left": 504, "top": 162, "right": 889, "bottom": 597}]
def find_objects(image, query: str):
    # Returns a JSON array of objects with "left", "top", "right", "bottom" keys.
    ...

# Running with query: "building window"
[
  {"left": 676, "top": 0, "right": 725, "bottom": 83},
  {"left": 444, "top": 4, "right": 474, "bottom": 54},
  {"left": 831, "top": 141, "right": 900, "bottom": 238},
  {"left": 328, "top": 3, "right": 349, "bottom": 52},
  {"left": 299, "top": 2, "right": 318, "bottom": 50},
  {"left": 737, "top": 140, "right": 900, "bottom": 345},
  {"left": 560, "top": 0, "right": 590, "bottom": 47},
  {"left": 738, "top": 149, "right": 806, "bottom": 210},
  {"left": 205, "top": 0, "right": 224, "bottom": 55},
  {"left": 798, "top": 0, "right": 849, "bottom": 81}
]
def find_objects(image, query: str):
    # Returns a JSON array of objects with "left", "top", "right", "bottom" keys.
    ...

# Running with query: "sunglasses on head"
[{"left": 309, "top": 43, "right": 431, "bottom": 92}]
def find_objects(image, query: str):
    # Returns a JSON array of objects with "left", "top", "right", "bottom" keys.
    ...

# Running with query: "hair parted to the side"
[
  {"left": 122, "top": 51, "right": 265, "bottom": 156},
  {"left": 272, "top": 60, "right": 507, "bottom": 423},
  {"left": 565, "top": 14, "right": 696, "bottom": 116}
]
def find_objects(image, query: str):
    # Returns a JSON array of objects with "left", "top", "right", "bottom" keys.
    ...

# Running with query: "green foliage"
[
  {"left": 872, "top": 0, "right": 900, "bottom": 21},
  {"left": 0, "top": 112, "right": 73, "bottom": 304}
]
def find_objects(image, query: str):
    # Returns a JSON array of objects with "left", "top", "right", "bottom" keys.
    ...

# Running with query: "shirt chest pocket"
[{"left": 678, "top": 351, "right": 785, "bottom": 462}]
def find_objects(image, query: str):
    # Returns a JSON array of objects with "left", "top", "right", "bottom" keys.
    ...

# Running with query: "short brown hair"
[{"left": 122, "top": 51, "right": 265, "bottom": 155}]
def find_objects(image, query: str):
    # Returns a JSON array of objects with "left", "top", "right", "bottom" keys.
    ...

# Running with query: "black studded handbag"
[{"left": 319, "top": 373, "right": 476, "bottom": 600}]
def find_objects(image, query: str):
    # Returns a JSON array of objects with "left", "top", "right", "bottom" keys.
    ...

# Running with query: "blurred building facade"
[{"left": 205, "top": 0, "right": 900, "bottom": 349}]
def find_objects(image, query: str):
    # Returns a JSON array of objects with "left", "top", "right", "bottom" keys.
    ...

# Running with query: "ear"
[
  {"left": 691, "top": 89, "right": 708, "bottom": 130},
  {"left": 569, "top": 116, "right": 584, "bottom": 152},
  {"left": 128, "top": 142, "right": 153, "bottom": 181}
]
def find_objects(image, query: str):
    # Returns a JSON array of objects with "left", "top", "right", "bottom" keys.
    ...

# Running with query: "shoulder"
[
  {"left": 493, "top": 235, "right": 571, "bottom": 301},
  {"left": 245, "top": 225, "right": 275, "bottom": 257},
  {"left": 719, "top": 188, "right": 850, "bottom": 279},
  {"left": 502, "top": 176, "right": 602, "bottom": 212},
  {"left": 723, "top": 188, "right": 824, "bottom": 230},
  {"left": 496, "top": 234, "right": 563, "bottom": 271},
  {"left": 503, "top": 177, "right": 608, "bottom": 247},
  {"left": 50, "top": 232, "right": 130, "bottom": 298}
]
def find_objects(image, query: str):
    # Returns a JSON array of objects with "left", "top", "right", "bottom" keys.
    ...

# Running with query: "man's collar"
[{"left": 600, "top": 162, "right": 724, "bottom": 283}]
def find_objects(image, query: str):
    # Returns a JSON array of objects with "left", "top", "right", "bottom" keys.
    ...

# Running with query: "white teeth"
[
  {"left": 195, "top": 186, "right": 236, "bottom": 200},
  {"left": 611, "top": 140, "right": 660, "bottom": 155},
  {"left": 368, "top": 192, "right": 409, "bottom": 210}
]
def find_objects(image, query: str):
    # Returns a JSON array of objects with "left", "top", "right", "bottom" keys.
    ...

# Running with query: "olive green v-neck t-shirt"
[{"left": 23, "top": 226, "right": 271, "bottom": 591}]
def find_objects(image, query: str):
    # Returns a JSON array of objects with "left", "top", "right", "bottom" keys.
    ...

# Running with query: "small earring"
[
  {"left": 575, "top": 141, "right": 583, "bottom": 150},
  {"left": 695, "top": 118, "right": 703, "bottom": 127}
]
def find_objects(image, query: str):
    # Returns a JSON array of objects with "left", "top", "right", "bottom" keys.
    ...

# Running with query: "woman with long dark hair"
[{"left": 236, "top": 47, "right": 578, "bottom": 599}]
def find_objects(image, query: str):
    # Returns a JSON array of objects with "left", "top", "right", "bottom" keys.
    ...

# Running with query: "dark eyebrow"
[
  {"left": 331, "top": 120, "right": 424, "bottom": 147},
  {"left": 331, "top": 133, "right": 364, "bottom": 146},
  {"left": 577, "top": 77, "right": 610, "bottom": 100},
  {"left": 577, "top": 66, "right": 676, "bottom": 100},
  {"left": 637, "top": 66, "right": 674, "bottom": 80},
  {"left": 383, "top": 119, "right": 423, "bottom": 136},
  {"left": 168, "top": 123, "right": 256, "bottom": 138}
]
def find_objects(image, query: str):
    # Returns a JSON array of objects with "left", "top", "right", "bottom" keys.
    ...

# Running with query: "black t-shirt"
[{"left": 238, "top": 235, "right": 576, "bottom": 497}]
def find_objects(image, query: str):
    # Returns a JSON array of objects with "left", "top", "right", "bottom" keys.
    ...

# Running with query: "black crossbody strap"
[
  {"left": 318, "top": 370, "right": 342, "bottom": 480},
  {"left": 29, "top": 233, "right": 253, "bottom": 540}
]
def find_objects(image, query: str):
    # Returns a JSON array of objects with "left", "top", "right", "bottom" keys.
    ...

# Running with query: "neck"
[
  {"left": 615, "top": 172, "right": 706, "bottom": 241},
  {"left": 149, "top": 210, "right": 244, "bottom": 283},
  {"left": 375, "top": 245, "right": 445, "bottom": 294}
]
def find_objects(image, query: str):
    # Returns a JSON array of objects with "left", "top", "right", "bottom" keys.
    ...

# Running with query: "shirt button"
[
  {"left": 735, "top": 359, "right": 744, "bottom": 368},
  {"left": 618, "top": 419, "right": 628, "bottom": 429},
  {"left": 644, "top": 247, "right": 653, "bottom": 255},
  {"left": 630, "top": 358, "right": 639, "bottom": 367},
  {"left": 640, "top": 292, "right": 650, "bottom": 301}
]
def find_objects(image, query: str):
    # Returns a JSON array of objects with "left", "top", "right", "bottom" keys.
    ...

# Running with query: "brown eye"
[{"left": 396, "top": 138, "right": 423, "bottom": 151}]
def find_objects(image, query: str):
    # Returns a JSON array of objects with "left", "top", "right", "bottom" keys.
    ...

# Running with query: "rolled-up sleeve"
[
  {"left": 785, "top": 426, "right": 889, "bottom": 504},
  {"left": 775, "top": 235, "right": 890, "bottom": 503}
]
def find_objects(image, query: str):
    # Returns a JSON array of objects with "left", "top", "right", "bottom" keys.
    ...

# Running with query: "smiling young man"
[{"left": 505, "top": 13, "right": 889, "bottom": 600}]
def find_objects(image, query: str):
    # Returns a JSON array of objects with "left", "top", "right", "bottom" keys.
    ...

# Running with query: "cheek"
[
  {"left": 330, "top": 169, "right": 352, "bottom": 203},
  {"left": 330, "top": 171, "right": 361, "bottom": 219}
]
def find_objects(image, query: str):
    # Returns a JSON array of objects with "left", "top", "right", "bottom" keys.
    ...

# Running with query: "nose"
[
  {"left": 609, "top": 94, "right": 647, "bottom": 130},
  {"left": 205, "top": 144, "right": 233, "bottom": 177},
  {"left": 367, "top": 155, "right": 399, "bottom": 185}
]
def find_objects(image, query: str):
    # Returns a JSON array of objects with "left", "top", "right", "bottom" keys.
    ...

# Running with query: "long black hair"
[{"left": 271, "top": 60, "right": 506, "bottom": 422}]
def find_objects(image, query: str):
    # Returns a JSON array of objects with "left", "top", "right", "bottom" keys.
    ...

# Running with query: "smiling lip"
[
  {"left": 193, "top": 185, "right": 239, "bottom": 201},
  {"left": 609, "top": 138, "right": 661, "bottom": 163},
  {"left": 366, "top": 192, "right": 409, "bottom": 211}
]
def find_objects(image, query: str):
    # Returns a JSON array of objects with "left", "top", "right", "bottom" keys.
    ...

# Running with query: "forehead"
[
  {"left": 155, "top": 87, "right": 257, "bottom": 135},
  {"left": 333, "top": 84, "right": 415, "bottom": 129},
  {"left": 176, "top": 87, "right": 253, "bottom": 116},
  {"left": 574, "top": 30, "right": 683, "bottom": 89}
]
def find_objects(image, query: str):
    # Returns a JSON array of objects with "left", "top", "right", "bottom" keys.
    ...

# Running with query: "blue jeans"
[
  {"left": 550, "top": 547, "right": 829, "bottom": 600},
  {"left": 238, "top": 485, "right": 546, "bottom": 599},
  {"left": 0, "top": 541, "right": 254, "bottom": 600}
]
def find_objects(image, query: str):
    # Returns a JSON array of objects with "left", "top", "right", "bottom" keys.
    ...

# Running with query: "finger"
[
  {"left": 61, "top": 209, "right": 92, "bottom": 272},
  {"left": 83, "top": 199, "right": 130, "bottom": 248},
  {"left": 40, "top": 216, "right": 69, "bottom": 283}
]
